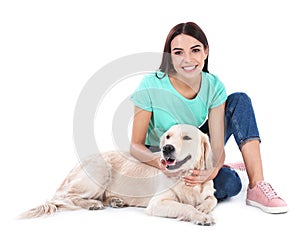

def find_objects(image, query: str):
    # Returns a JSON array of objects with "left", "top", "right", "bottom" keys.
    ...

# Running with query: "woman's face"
[{"left": 170, "top": 34, "right": 208, "bottom": 80}]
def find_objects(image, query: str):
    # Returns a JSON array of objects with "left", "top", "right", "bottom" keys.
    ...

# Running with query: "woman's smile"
[{"left": 182, "top": 65, "right": 198, "bottom": 72}]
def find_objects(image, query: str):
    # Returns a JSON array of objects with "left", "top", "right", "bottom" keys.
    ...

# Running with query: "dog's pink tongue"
[
  {"left": 160, "top": 158, "right": 175, "bottom": 166},
  {"left": 166, "top": 160, "right": 175, "bottom": 166}
]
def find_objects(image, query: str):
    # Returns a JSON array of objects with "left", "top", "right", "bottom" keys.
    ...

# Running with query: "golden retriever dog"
[{"left": 19, "top": 124, "right": 217, "bottom": 225}]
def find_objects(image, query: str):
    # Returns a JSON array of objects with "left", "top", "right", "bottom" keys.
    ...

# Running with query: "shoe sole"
[{"left": 246, "top": 199, "right": 288, "bottom": 214}]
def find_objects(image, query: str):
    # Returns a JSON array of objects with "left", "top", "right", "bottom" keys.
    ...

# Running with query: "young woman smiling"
[{"left": 130, "top": 22, "right": 288, "bottom": 214}]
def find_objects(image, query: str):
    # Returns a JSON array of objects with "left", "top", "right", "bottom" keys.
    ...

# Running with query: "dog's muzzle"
[
  {"left": 166, "top": 154, "right": 192, "bottom": 170},
  {"left": 161, "top": 144, "right": 192, "bottom": 170}
]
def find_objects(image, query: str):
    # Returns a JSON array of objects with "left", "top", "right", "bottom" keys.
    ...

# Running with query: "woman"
[{"left": 130, "top": 22, "right": 288, "bottom": 213}]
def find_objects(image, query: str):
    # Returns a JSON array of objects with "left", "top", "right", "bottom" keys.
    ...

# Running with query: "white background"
[{"left": 1, "top": 0, "right": 299, "bottom": 246}]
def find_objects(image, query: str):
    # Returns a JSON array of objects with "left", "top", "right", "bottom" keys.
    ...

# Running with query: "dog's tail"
[{"left": 18, "top": 200, "right": 79, "bottom": 219}]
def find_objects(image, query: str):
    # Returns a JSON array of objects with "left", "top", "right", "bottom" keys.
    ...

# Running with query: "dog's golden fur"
[{"left": 20, "top": 124, "right": 217, "bottom": 225}]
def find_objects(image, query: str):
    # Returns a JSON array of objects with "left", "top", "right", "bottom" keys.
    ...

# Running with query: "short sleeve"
[
  {"left": 209, "top": 75, "right": 227, "bottom": 109},
  {"left": 130, "top": 76, "right": 153, "bottom": 112}
]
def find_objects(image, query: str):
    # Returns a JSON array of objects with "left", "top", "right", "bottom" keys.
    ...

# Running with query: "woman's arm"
[
  {"left": 184, "top": 103, "right": 226, "bottom": 185},
  {"left": 130, "top": 106, "right": 161, "bottom": 169},
  {"left": 208, "top": 102, "right": 226, "bottom": 169}
]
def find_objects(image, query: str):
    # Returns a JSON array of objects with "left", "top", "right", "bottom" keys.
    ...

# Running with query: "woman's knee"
[
  {"left": 227, "top": 92, "right": 252, "bottom": 106},
  {"left": 213, "top": 167, "right": 242, "bottom": 201}
]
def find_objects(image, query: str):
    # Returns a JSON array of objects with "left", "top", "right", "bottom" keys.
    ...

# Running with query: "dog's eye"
[
  {"left": 183, "top": 136, "right": 192, "bottom": 140},
  {"left": 166, "top": 135, "right": 170, "bottom": 139}
]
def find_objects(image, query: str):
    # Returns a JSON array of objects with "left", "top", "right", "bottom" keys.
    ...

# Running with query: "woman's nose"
[{"left": 182, "top": 52, "right": 192, "bottom": 63}]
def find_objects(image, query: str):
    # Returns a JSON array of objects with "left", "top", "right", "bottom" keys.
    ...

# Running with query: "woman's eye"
[
  {"left": 174, "top": 51, "right": 183, "bottom": 55},
  {"left": 192, "top": 48, "right": 200, "bottom": 53},
  {"left": 183, "top": 136, "right": 192, "bottom": 140}
]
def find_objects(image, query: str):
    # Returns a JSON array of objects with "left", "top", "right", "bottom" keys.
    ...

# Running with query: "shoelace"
[{"left": 257, "top": 182, "right": 278, "bottom": 200}]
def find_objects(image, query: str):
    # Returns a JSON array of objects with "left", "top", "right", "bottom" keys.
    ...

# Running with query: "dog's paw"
[
  {"left": 88, "top": 201, "right": 105, "bottom": 210},
  {"left": 196, "top": 205, "right": 211, "bottom": 214},
  {"left": 193, "top": 214, "right": 215, "bottom": 226},
  {"left": 109, "top": 197, "right": 125, "bottom": 208}
]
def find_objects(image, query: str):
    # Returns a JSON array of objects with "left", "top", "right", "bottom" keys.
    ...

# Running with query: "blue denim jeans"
[
  {"left": 213, "top": 167, "right": 242, "bottom": 201},
  {"left": 200, "top": 92, "right": 261, "bottom": 201}
]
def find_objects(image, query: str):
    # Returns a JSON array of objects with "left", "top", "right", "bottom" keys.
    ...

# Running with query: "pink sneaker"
[{"left": 246, "top": 181, "right": 288, "bottom": 214}]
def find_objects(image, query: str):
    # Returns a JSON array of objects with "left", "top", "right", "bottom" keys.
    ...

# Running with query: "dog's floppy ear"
[{"left": 199, "top": 133, "right": 213, "bottom": 170}]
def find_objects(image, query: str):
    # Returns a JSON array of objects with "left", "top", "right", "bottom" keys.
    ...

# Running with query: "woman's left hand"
[{"left": 183, "top": 167, "right": 219, "bottom": 186}]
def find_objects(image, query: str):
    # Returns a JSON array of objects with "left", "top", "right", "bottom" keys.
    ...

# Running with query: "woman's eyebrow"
[
  {"left": 172, "top": 47, "right": 183, "bottom": 51},
  {"left": 190, "top": 45, "right": 201, "bottom": 49}
]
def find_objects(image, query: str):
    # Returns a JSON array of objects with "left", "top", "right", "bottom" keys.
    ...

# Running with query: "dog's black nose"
[{"left": 162, "top": 144, "right": 175, "bottom": 155}]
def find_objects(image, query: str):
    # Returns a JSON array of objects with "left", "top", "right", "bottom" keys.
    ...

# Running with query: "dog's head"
[{"left": 159, "top": 124, "right": 213, "bottom": 173}]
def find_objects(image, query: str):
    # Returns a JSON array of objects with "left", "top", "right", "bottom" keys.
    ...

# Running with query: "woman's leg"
[
  {"left": 213, "top": 167, "right": 242, "bottom": 201},
  {"left": 240, "top": 140, "right": 264, "bottom": 188},
  {"left": 224, "top": 92, "right": 263, "bottom": 188},
  {"left": 225, "top": 92, "right": 288, "bottom": 213}
]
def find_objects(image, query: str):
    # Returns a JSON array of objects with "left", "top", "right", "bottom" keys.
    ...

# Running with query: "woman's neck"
[{"left": 169, "top": 73, "right": 202, "bottom": 99}]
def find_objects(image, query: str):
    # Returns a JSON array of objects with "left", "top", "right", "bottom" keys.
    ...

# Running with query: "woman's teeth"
[{"left": 183, "top": 65, "right": 197, "bottom": 71}]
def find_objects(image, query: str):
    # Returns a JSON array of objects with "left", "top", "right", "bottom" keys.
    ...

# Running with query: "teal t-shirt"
[{"left": 130, "top": 71, "right": 227, "bottom": 146}]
